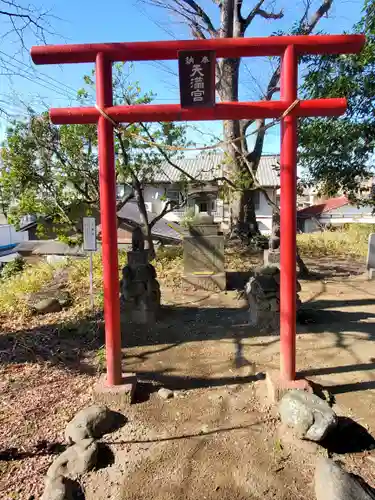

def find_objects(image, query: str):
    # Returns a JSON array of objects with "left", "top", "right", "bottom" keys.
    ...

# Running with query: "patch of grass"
[
  {"left": 67, "top": 251, "right": 127, "bottom": 303},
  {"left": 154, "top": 247, "right": 184, "bottom": 288},
  {"left": 95, "top": 345, "right": 106, "bottom": 373},
  {"left": 297, "top": 224, "right": 374, "bottom": 259},
  {"left": 0, "top": 261, "right": 55, "bottom": 317},
  {"left": 273, "top": 438, "right": 284, "bottom": 454}
]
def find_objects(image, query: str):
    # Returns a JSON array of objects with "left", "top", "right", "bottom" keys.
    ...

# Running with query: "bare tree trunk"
[
  {"left": 217, "top": 6, "right": 259, "bottom": 236},
  {"left": 140, "top": 0, "right": 335, "bottom": 243}
]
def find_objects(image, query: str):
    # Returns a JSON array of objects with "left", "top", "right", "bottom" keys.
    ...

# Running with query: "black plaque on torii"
[{"left": 178, "top": 50, "right": 216, "bottom": 108}]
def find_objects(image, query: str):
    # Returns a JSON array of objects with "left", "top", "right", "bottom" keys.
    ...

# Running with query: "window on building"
[
  {"left": 199, "top": 201, "right": 208, "bottom": 213},
  {"left": 198, "top": 198, "right": 217, "bottom": 214},
  {"left": 166, "top": 188, "right": 182, "bottom": 204}
]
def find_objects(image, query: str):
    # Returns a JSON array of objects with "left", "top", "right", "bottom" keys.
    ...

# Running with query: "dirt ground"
[{"left": 1, "top": 258, "right": 375, "bottom": 499}]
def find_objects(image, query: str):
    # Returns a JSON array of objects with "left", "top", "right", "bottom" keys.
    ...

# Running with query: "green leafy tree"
[
  {"left": 0, "top": 64, "right": 191, "bottom": 258},
  {"left": 299, "top": 0, "right": 375, "bottom": 200}
]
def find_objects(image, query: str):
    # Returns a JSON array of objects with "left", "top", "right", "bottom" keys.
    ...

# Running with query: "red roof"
[{"left": 297, "top": 195, "right": 349, "bottom": 218}]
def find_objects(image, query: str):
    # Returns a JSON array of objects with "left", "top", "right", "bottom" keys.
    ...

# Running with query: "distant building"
[
  {"left": 0, "top": 213, "right": 28, "bottom": 250},
  {"left": 297, "top": 195, "right": 375, "bottom": 232},
  {"left": 117, "top": 154, "right": 280, "bottom": 234}
]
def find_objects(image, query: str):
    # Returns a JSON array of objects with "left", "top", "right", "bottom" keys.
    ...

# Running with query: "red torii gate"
[{"left": 31, "top": 34, "right": 365, "bottom": 388}]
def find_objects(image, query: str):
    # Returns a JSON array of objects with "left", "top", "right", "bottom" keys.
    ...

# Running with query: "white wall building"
[
  {"left": 0, "top": 223, "right": 29, "bottom": 249},
  {"left": 117, "top": 154, "right": 280, "bottom": 234},
  {"left": 297, "top": 195, "right": 375, "bottom": 232}
]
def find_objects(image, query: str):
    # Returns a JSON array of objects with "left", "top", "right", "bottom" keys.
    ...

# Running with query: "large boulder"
[
  {"left": 65, "top": 404, "right": 121, "bottom": 444},
  {"left": 279, "top": 390, "right": 337, "bottom": 442},
  {"left": 33, "top": 298, "right": 62, "bottom": 314},
  {"left": 29, "top": 289, "right": 72, "bottom": 314},
  {"left": 315, "top": 457, "right": 375, "bottom": 500},
  {"left": 47, "top": 439, "right": 98, "bottom": 479}
]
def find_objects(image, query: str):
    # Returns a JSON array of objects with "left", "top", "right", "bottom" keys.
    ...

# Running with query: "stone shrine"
[
  {"left": 183, "top": 213, "right": 225, "bottom": 291},
  {"left": 245, "top": 266, "right": 301, "bottom": 332},
  {"left": 264, "top": 209, "right": 280, "bottom": 266},
  {"left": 120, "top": 228, "right": 160, "bottom": 323}
]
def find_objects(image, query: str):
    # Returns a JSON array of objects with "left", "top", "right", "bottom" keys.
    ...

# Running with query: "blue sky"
[{"left": 0, "top": 0, "right": 364, "bottom": 153}]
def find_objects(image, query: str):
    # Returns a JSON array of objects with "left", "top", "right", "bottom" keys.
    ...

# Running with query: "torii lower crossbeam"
[{"left": 31, "top": 34, "right": 365, "bottom": 387}]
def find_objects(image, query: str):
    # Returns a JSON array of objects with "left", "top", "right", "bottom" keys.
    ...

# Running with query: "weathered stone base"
[
  {"left": 120, "top": 256, "right": 160, "bottom": 324},
  {"left": 121, "top": 302, "right": 157, "bottom": 324},
  {"left": 263, "top": 249, "right": 280, "bottom": 266},
  {"left": 93, "top": 373, "right": 137, "bottom": 406},
  {"left": 245, "top": 266, "right": 301, "bottom": 332},
  {"left": 265, "top": 370, "right": 312, "bottom": 403},
  {"left": 183, "top": 272, "right": 226, "bottom": 292},
  {"left": 368, "top": 268, "right": 375, "bottom": 280}
]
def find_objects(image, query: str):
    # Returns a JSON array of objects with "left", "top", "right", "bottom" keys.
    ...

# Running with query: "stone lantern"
[{"left": 183, "top": 183, "right": 225, "bottom": 291}]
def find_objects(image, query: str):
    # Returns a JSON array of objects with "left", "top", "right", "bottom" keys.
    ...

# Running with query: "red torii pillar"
[{"left": 31, "top": 34, "right": 365, "bottom": 387}]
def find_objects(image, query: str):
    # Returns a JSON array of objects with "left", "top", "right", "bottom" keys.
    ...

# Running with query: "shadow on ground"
[
  {"left": 321, "top": 416, "right": 375, "bottom": 455},
  {"left": 1, "top": 293, "right": 375, "bottom": 397}
]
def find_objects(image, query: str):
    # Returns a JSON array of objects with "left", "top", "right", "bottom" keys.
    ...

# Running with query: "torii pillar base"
[
  {"left": 265, "top": 371, "right": 312, "bottom": 404},
  {"left": 93, "top": 373, "right": 137, "bottom": 407}
]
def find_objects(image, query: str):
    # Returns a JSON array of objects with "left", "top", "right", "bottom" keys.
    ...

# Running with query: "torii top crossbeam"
[
  {"left": 31, "top": 34, "right": 364, "bottom": 63},
  {"left": 31, "top": 34, "right": 365, "bottom": 389}
]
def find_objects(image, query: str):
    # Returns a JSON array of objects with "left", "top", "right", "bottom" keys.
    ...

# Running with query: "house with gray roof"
[{"left": 117, "top": 154, "right": 280, "bottom": 234}]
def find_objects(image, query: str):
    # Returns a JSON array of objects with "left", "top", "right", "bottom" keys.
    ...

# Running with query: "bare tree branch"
[
  {"left": 242, "top": 1, "right": 283, "bottom": 29},
  {"left": 256, "top": 8, "right": 284, "bottom": 20},
  {"left": 138, "top": 122, "right": 198, "bottom": 182},
  {"left": 150, "top": 198, "right": 185, "bottom": 228},
  {"left": 144, "top": 0, "right": 217, "bottom": 36},
  {"left": 303, "top": 0, "right": 332, "bottom": 33},
  {"left": 174, "top": 0, "right": 217, "bottom": 34}
]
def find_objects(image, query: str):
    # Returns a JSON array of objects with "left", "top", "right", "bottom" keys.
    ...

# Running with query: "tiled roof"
[
  {"left": 297, "top": 196, "right": 349, "bottom": 218},
  {"left": 153, "top": 154, "right": 280, "bottom": 187},
  {"left": 116, "top": 202, "right": 185, "bottom": 242}
]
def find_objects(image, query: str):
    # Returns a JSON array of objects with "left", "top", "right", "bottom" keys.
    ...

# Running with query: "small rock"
[
  {"left": 279, "top": 390, "right": 337, "bottom": 442},
  {"left": 33, "top": 298, "right": 62, "bottom": 314},
  {"left": 41, "top": 475, "right": 67, "bottom": 500},
  {"left": 47, "top": 439, "right": 98, "bottom": 479},
  {"left": 65, "top": 405, "right": 120, "bottom": 444},
  {"left": 42, "top": 476, "right": 84, "bottom": 500},
  {"left": 315, "top": 457, "right": 375, "bottom": 500},
  {"left": 158, "top": 388, "right": 174, "bottom": 400}
]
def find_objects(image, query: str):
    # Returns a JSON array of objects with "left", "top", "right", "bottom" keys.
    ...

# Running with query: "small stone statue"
[
  {"left": 132, "top": 226, "right": 144, "bottom": 252},
  {"left": 269, "top": 210, "right": 281, "bottom": 251}
]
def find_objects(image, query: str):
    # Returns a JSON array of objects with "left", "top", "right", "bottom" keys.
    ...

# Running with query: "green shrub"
[
  {"left": 1, "top": 256, "right": 26, "bottom": 281},
  {"left": 0, "top": 261, "right": 55, "bottom": 317}
]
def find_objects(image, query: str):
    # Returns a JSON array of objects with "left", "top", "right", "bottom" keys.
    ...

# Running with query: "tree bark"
[{"left": 216, "top": 6, "right": 260, "bottom": 237}]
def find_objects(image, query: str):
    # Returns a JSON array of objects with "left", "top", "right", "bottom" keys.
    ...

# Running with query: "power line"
[
  {"left": 1, "top": 59, "right": 77, "bottom": 100},
  {"left": 0, "top": 50, "right": 79, "bottom": 95}
]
